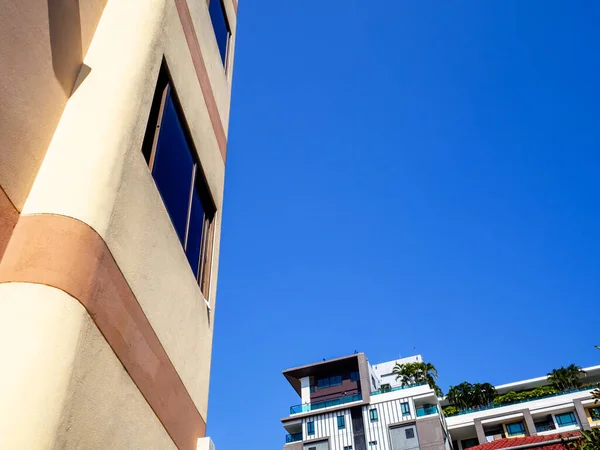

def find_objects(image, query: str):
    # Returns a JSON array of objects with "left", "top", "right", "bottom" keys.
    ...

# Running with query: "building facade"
[
  {"left": 281, "top": 355, "right": 599, "bottom": 450},
  {"left": 0, "top": 0, "right": 237, "bottom": 449},
  {"left": 281, "top": 354, "right": 452, "bottom": 450},
  {"left": 443, "top": 366, "right": 600, "bottom": 450}
]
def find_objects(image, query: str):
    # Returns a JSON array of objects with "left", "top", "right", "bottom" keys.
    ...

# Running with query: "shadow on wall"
[{"left": 47, "top": 0, "right": 90, "bottom": 96}]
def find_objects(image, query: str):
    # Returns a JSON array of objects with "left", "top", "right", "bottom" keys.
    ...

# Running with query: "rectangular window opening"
[
  {"left": 555, "top": 412, "right": 577, "bottom": 427},
  {"left": 142, "top": 62, "right": 217, "bottom": 301},
  {"left": 401, "top": 402, "right": 410, "bottom": 416},
  {"left": 337, "top": 415, "right": 346, "bottom": 430},
  {"left": 307, "top": 421, "right": 315, "bottom": 436},
  {"left": 369, "top": 408, "right": 378, "bottom": 422},
  {"left": 506, "top": 422, "right": 526, "bottom": 436},
  {"left": 208, "top": 0, "right": 231, "bottom": 68}
]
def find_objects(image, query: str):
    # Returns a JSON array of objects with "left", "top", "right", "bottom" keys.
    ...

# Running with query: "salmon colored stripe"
[
  {"left": 0, "top": 214, "right": 206, "bottom": 450},
  {"left": 174, "top": 0, "right": 228, "bottom": 161}
]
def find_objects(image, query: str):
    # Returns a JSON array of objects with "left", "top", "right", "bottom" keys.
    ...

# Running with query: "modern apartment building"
[
  {"left": 443, "top": 365, "right": 600, "bottom": 450},
  {"left": 281, "top": 354, "right": 452, "bottom": 450},
  {"left": 0, "top": 0, "right": 237, "bottom": 449},
  {"left": 281, "top": 354, "right": 599, "bottom": 450}
]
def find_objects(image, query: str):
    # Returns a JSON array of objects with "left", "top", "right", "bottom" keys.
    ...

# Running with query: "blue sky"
[{"left": 209, "top": 1, "right": 600, "bottom": 448}]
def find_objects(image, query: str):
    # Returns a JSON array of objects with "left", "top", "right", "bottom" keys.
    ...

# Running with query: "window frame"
[
  {"left": 142, "top": 62, "right": 217, "bottom": 302},
  {"left": 505, "top": 421, "right": 526, "bottom": 436},
  {"left": 401, "top": 402, "right": 410, "bottom": 416},
  {"left": 555, "top": 412, "right": 578, "bottom": 427},
  {"left": 307, "top": 421, "right": 315, "bottom": 436},
  {"left": 207, "top": 0, "right": 232, "bottom": 71},
  {"left": 369, "top": 408, "right": 379, "bottom": 422},
  {"left": 337, "top": 415, "right": 346, "bottom": 430}
]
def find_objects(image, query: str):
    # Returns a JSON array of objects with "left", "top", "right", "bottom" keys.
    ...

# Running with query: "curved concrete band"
[{"left": 0, "top": 213, "right": 206, "bottom": 450}]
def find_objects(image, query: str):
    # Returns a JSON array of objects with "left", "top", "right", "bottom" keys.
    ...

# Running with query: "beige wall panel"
[
  {"left": 0, "top": 282, "right": 175, "bottom": 450},
  {"left": 0, "top": 0, "right": 107, "bottom": 209},
  {"left": 186, "top": 0, "right": 237, "bottom": 132},
  {"left": 106, "top": 147, "right": 221, "bottom": 419},
  {"left": 21, "top": 0, "right": 228, "bottom": 419}
]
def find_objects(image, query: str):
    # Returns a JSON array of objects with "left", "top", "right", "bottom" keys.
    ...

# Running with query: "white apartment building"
[
  {"left": 281, "top": 354, "right": 451, "bottom": 450},
  {"left": 443, "top": 365, "right": 600, "bottom": 450},
  {"left": 281, "top": 355, "right": 600, "bottom": 450}
]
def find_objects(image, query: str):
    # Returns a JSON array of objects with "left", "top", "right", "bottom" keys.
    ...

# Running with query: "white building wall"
[
  {"left": 362, "top": 396, "right": 417, "bottom": 450},
  {"left": 302, "top": 409, "right": 354, "bottom": 450},
  {"left": 372, "top": 356, "right": 423, "bottom": 389},
  {"left": 301, "top": 377, "right": 311, "bottom": 405}
]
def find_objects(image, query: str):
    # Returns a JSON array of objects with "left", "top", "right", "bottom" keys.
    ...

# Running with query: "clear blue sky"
[{"left": 209, "top": 1, "right": 599, "bottom": 448}]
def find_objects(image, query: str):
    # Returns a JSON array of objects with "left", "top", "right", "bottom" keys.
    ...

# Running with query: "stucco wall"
[
  {"left": 0, "top": 283, "right": 176, "bottom": 449},
  {"left": 0, "top": 0, "right": 108, "bottom": 210},
  {"left": 0, "top": 0, "right": 237, "bottom": 446},
  {"left": 20, "top": 0, "right": 234, "bottom": 421}
]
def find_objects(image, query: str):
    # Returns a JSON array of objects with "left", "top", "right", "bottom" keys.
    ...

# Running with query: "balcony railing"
[
  {"left": 290, "top": 394, "right": 362, "bottom": 415},
  {"left": 371, "top": 382, "right": 428, "bottom": 396},
  {"left": 416, "top": 405, "right": 439, "bottom": 417},
  {"left": 445, "top": 385, "right": 596, "bottom": 417},
  {"left": 285, "top": 433, "right": 303, "bottom": 443},
  {"left": 535, "top": 424, "right": 556, "bottom": 433}
]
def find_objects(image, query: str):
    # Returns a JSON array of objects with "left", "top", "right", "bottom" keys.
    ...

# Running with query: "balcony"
[
  {"left": 371, "top": 382, "right": 428, "bottom": 396},
  {"left": 417, "top": 405, "right": 439, "bottom": 417},
  {"left": 445, "top": 385, "right": 596, "bottom": 417},
  {"left": 285, "top": 433, "right": 302, "bottom": 443},
  {"left": 535, "top": 423, "right": 556, "bottom": 433},
  {"left": 290, "top": 394, "right": 362, "bottom": 415}
]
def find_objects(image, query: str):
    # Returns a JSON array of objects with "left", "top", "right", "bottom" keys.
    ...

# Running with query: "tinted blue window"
[
  {"left": 152, "top": 91, "right": 194, "bottom": 244},
  {"left": 307, "top": 421, "right": 315, "bottom": 436},
  {"left": 401, "top": 402, "right": 410, "bottom": 415},
  {"left": 555, "top": 412, "right": 577, "bottom": 427},
  {"left": 209, "top": 0, "right": 229, "bottom": 65},
  {"left": 185, "top": 185, "right": 205, "bottom": 277},
  {"left": 350, "top": 371, "right": 360, "bottom": 382},
  {"left": 506, "top": 422, "right": 526, "bottom": 436},
  {"left": 331, "top": 376, "right": 342, "bottom": 386},
  {"left": 369, "top": 408, "right": 378, "bottom": 422},
  {"left": 337, "top": 415, "right": 345, "bottom": 429}
]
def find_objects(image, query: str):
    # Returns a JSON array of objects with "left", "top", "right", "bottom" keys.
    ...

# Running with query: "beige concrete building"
[{"left": 0, "top": 0, "right": 237, "bottom": 448}]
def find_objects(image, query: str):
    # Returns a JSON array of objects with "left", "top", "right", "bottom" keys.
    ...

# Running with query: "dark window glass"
[
  {"left": 152, "top": 93, "right": 195, "bottom": 244},
  {"left": 144, "top": 72, "right": 217, "bottom": 298},
  {"left": 401, "top": 402, "right": 410, "bottom": 415},
  {"left": 337, "top": 415, "right": 345, "bottom": 429},
  {"left": 405, "top": 428, "right": 415, "bottom": 439},
  {"left": 185, "top": 186, "right": 205, "bottom": 276},
  {"left": 506, "top": 422, "right": 526, "bottom": 436},
  {"left": 317, "top": 378, "right": 330, "bottom": 389},
  {"left": 331, "top": 376, "right": 342, "bottom": 386},
  {"left": 350, "top": 371, "right": 360, "bottom": 382},
  {"left": 208, "top": 0, "right": 229, "bottom": 65},
  {"left": 555, "top": 412, "right": 577, "bottom": 427},
  {"left": 307, "top": 421, "right": 315, "bottom": 436},
  {"left": 590, "top": 407, "right": 600, "bottom": 421},
  {"left": 462, "top": 438, "right": 479, "bottom": 449},
  {"left": 369, "top": 408, "right": 378, "bottom": 422}
]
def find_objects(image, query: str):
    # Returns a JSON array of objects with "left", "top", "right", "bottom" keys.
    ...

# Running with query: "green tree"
[
  {"left": 472, "top": 382, "right": 497, "bottom": 407},
  {"left": 562, "top": 428, "right": 600, "bottom": 450},
  {"left": 446, "top": 382, "right": 497, "bottom": 410},
  {"left": 446, "top": 382, "right": 474, "bottom": 410},
  {"left": 548, "top": 365, "right": 586, "bottom": 391},
  {"left": 392, "top": 361, "right": 443, "bottom": 397}
]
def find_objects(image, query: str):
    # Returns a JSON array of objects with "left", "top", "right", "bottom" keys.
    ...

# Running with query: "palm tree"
[
  {"left": 446, "top": 382, "right": 497, "bottom": 410},
  {"left": 547, "top": 364, "right": 586, "bottom": 392},
  {"left": 392, "top": 361, "right": 443, "bottom": 397},
  {"left": 446, "top": 382, "right": 474, "bottom": 410},
  {"left": 472, "top": 383, "right": 497, "bottom": 407}
]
